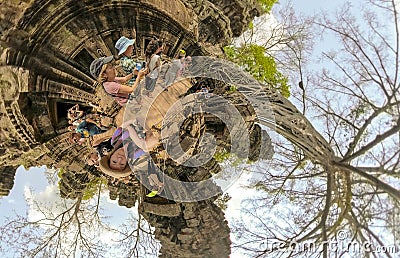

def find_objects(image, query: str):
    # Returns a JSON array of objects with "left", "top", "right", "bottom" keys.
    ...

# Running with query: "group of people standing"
[
  {"left": 68, "top": 36, "right": 193, "bottom": 196},
  {"left": 67, "top": 104, "right": 112, "bottom": 145},
  {"left": 91, "top": 36, "right": 191, "bottom": 105}
]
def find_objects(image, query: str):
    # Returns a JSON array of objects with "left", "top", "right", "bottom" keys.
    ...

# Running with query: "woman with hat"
[
  {"left": 164, "top": 49, "right": 186, "bottom": 90},
  {"left": 115, "top": 36, "right": 143, "bottom": 104},
  {"left": 98, "top": 120, "right": 162, "bottom": 188},
  {"left": 144, "top": 38, "right": 163, "bottom": 97},
  {"left": 89, "top": 56, "right": 147, "bottom": 106}
]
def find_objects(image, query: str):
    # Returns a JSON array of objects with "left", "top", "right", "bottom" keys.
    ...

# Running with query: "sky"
[
  {"left": 282, "top": 0, "right": 347, "bottom": 14},
  {"left": 0, "top": 165, "right": 255, "bottom": 257},
  {"left": 0, "top": 166, "right": 148, "bottom": 257}
]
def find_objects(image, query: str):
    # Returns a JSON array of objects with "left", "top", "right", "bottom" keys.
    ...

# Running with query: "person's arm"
[
  {"left": 117, "top": 69, "right": 147, "bottom": 95},
  {"left": 75, "top": 110, "right": 84, "bottom": 119},
  {"left": 78, "top": 138, "right": 86, "bottom": 145},
  {"left": 122, "top": 121, "right": 159, "bottom": 152},
  {"left": 71, "top": 104, "right": 79, "bottom": 111},
  {"left": 85, "top": 118, "right": 101, "bottom": 128},
  {"left": 67, "top": 112, "right": 73, "bottom": 120},
  {"left": 155, "top": 56, "right": 162, "bottom": 74},
  {"left": 155, "top": 57, "right": 161, "bottom": 69},
  {"left": 114, "top": 72, "right": 135, "bottom": 84}
]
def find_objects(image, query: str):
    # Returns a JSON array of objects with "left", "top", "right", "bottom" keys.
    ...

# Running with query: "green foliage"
[
  {"left": 227, "top": 85, "right": 237, "bottom": 93},
  {"left": 57, "top": 169, "right": 65, "bottom": 190},
  {"left": 214, "top": 150, "right": 247, "bottom": 167},
  {"left": 214, "top": 193, "right": 232, "bottom": 210},
  {"left": 248, "top": 21, "right": 254, "bottom": 30},
  {"left": 57, "top": 168, "right": 65, "bottom": 178},
  {"left": 224, "top": 44, "right": 290, "bottom": 98},
  {"left": 256, "top": 0, "right": 278, "bottom": 13},
  {"left": 348, "top": 102, "right": 368, "bottom": 120},
  {"left": 253, "top": 181, "right": 270, "bottom": 192},
  {"left": 82, "top": 177, "right": 107, "bottom": 200},
  {"left": 231, "top": 154, "right": 243, "bottom": 167},
  {"left": 214, "top": 149, "right": 231, "bottom": 162}
]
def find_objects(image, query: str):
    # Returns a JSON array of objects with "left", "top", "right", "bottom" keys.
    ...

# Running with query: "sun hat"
[
  {"left": 89, "top": 56, "right": 114, "bottom": 79},
  {"left": 99, "top": 147, "right": 132, "bottom": 178},
  {"left": 178, "top": 49, "right": 186, "bottom": 58},
  {"left": 115, "top": 36, "right": 135, "bottom": 56}
]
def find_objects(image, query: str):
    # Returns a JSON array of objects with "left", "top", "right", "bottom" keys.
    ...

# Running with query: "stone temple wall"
[
  {"left": 143, "top": 200, "right": 231, "bottom": 258},
  {"left": 0, "top": 0, "right": 263, "bottom": 187},
  {"left": 0, "top": 0, "right": 266, "bottom": 256}
]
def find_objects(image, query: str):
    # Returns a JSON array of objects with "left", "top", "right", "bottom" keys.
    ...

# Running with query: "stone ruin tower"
[
  {"left": 0, "top": 0, "right": 266, "bottom": 256},
  {"left": 0, "top": 0, "right": 263, "bottom": 194}
]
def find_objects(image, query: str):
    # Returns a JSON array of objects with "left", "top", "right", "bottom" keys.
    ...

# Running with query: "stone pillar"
[
  {"left": 142, "top": 200, "right": 231, "bottom": 258},
  {"left": 0, "top": 166, "right": 18, "bottom": 197}
]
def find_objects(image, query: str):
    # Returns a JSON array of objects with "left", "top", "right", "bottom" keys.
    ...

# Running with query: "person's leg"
[
  {"left": 164, "top": 68, "right": 174, "bottom": 90},
  {"left": 114, "top": 106, "right": 126, "bottom": 127},
  {"left": 89, "top": 124, "right": 104, "bottom": 136},
  {"left": 148, "top": 174, "right": 163, "bottom": 186},
  {"left": 144, "top": 76, "right": 151, "bottom": 94},
  {"left": 122, "top": 121, "right": 160, "bottom": 152},
  {"left": 144, "top": 131, "right": 160, "bottom": 150},
  {"left": 147, "top": 78, "right": 157, "bottom": 97},
  {"left": 132, "top": 81, "right": 142, "bottom": 104}
]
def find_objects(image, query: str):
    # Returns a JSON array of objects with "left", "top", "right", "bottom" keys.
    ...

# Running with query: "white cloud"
[
  {"left": 24, "top": 184, "right": 75, "bottom": 223},
  {"left": 233, "top": 13, "right": 280, "bottom": 47}
]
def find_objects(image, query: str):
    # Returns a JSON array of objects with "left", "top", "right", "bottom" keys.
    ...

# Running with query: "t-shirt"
[
  {"left": 111, "top": 127, "right": 145, "bottom": 160},
  {"left": 165, "top": 59, "right": 184, "bottom": 86},
  {"left": 120, "top": 56, "right": 138, "bottom": 86},
  {"left": 103, "top": 79, "right": 129, "bottom": 106},
  {"left": 148, "top": 55, "right": 160, "bottom": 79},
  {"left": 76, "top": 121, "right": 103, "bottom": 138}
]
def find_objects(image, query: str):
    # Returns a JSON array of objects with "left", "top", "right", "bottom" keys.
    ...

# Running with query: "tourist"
[
  {"left": 67, "top": 104, "right": 84, "bottom": 125},
  {"left": 115, "top": 36, "right": 143, "bottom": 104},
  {"left": 144, "top": 39, "right": 163, "bottom": 97},
  {"left": 182, "top": 55, "right": 192, "bottom": 75},
  {"left": 69, "top": 118, "right": 107, "bottom": 145},
  {"left": 98, "top": 121, "right": 164, "bottom": 195},
  {"left": 90, "top": 56, "right": 147, "bottom": 106},
  {"left": 164, "top": 49, "right": 186, "bottom": 90}
]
